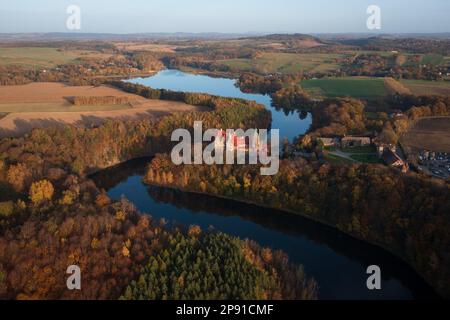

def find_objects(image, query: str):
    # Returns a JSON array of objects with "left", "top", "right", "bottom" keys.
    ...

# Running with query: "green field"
[
  {"left": 421, "top": 54, "right": 445, "bottom": 66},
  {"left": 0, "top": 47, "right": 110, "bottom": 69},
  {"left": 301, "top": 77, "right": 388, "bottom": 100},
  {"left": 341, "top": 145, "right": 377, "bottom": 154},
  {"left": 219, "top": 52, "right": 346, "bottom": 74}
]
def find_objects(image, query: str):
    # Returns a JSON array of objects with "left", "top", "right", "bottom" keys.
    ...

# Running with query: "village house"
[
  {"left": 318, "top": 137, "right": 340, "bottom": 147},
  {"left": 341, "top": 136, "right": 371, "bottom": 148},
  {"left": 382, "top": 148, "right": 409, "bottom": 173}
]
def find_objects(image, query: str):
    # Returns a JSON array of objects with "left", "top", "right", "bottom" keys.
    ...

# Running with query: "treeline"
[
  {"left": 164, "top": 56, "right": 233, "bottom": 74},
  {"left": 376, "top": 95, "right": 450, "bottom": 146},
  {"left": 339, "top": 37, "right": 450, "bottom": 55},
  {"left": 237, "top": 73, "right": 303, "bottom": 94},
  {"left": 72, "top": 96, "right": 131, "bottom": 106},
  {"left": 0, "top": 173, "right": 316, "bottom": 299},
  {"left": 342, "top": 53, "right": 447, "bottom": 81},
  {"left": 144, "top": 154, "right": 450, "bottom": 298},
  {"left": 271, "top": 87, "right": 314, "bottom": 112}
]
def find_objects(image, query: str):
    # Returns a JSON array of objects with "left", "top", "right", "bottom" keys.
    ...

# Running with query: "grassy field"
[
  {"left": 341, "top": 145, "right": 377, "bottom": 154},
  {"left": 350, "top": 154, "right": 382, "bottom": 163},
  {"left": 400, "top": 80, "right": 450, "bottom": 96},
  {"left": 219, "top": 52, "right": 346, "bottom": 74},
  {"left": 421, "top": 54, "right": 445, "bottom": 66},
  {"left": 0, "top": 47, "right": 111, "bottom": 69},
  {"left": 324, "top": 153, "right": 354, "bottom": 165},
  {"left": 401, "top": 117, "right": 450, "bottom": 153},
  {"left": 301, "top": 77, "right": 388, "bottom": 100}
]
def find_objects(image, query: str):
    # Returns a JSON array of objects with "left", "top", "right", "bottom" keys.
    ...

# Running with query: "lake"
[
  {"left": 127, "top": 69, "right": 312, "bottom": 141},
  {"left": 94, "top": 70, "right": 439, "bottom": 299}
]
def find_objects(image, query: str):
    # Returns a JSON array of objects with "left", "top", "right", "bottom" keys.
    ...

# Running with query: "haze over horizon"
[{"left": 0, "top": 0, "right": 449, "bottom": 34}]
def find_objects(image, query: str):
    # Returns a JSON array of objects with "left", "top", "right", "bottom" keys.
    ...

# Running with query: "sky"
[{"left": 0, "top": 0, "right": 449, "bottom": 34}]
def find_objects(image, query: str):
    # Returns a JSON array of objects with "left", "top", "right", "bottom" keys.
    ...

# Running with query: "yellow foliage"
[
  {"left": 115, "top": 210, "right": 126, "bottom": 221},
  {"left": 29, "top": 180, "right": 54, "bottom": 204},
  {"left": 7, "top": 163, "right": 31, "bottom": 192},
  {"left": 91, "top": 238, "right": 99, "bottom": 249},
  {"left": 122, "top": 246, "right": 130, "bottom": 257},
  {"left": 59, "top": 190, "right": 78, "bottom": 206},
  {"left": 199, "top": 181, "right": 207, "bottom": 192}
]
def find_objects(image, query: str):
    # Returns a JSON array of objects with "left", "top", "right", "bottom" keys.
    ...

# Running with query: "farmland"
[
  {"left": 301, "top": 77, "right": 388, "bottom": 100},
  {"left": 400, "top": 79, "right": 450, "bottom": 96},
  {"left": 219, "top": 52, "right": 346, "bottom": 75},
  {"left": 401, "top": 117, "right": 450, "bottom": 153},
  {"left": 0, "top": 82, "right": 204, "bottom": 138},
  {"left": 0, "top": 47, "right": 113, "bottom": 69}
]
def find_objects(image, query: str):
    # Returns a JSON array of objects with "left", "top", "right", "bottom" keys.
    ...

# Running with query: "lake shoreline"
[{"left": 141, "top": 179, "right": 441, "bottom": 298}]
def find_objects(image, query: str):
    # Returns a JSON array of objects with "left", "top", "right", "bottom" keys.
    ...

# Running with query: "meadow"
[
  {"left": 219, "top": 52, "right": 346, "bottom": 74},
  {"left": 301, "top": 77, "right": 388, "bottom": 100}
]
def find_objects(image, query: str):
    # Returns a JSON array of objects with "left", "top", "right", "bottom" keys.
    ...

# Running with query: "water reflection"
[{"left": 91, "top": 158, "right": 439, "bottom": 300}]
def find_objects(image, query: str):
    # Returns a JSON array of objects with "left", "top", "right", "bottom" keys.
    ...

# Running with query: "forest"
[
  {"left": 121, "top": 232, "right": 317, "bottom": 300},
  {"left": 143, "top": 154, "right": 450, "bottom": 298},
  {"left": 309, "top": 98, "right": 367, "bottom": 137},
  {"left": 0, "top": 175, "right": 316, "bottom": 299}
]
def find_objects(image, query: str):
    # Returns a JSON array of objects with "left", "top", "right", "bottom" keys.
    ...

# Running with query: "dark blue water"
[
  {"left": 127, "top": 69, "right": 312, "bottom": 141},
  {"left": 92, "top": 158, "right": 439, "bottom": 300}
]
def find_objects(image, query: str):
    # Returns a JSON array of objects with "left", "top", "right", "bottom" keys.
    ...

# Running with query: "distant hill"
[
  {"left": 244, "top": 33, "right": 318, "bottom": 41},
  {"left": 335, "top": 36, "right": 450, "bottom": 55},
  {"left": 241, "top": 33, "right": 326, "bottom": 48},
  {"left": 0, "top": 32, "right": 262, "bottom": 42}
]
